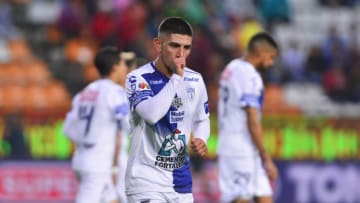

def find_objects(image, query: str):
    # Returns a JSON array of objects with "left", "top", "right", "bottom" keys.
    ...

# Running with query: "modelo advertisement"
[{"left": 1, "top": 161, "right": 359, "bottom": 203}]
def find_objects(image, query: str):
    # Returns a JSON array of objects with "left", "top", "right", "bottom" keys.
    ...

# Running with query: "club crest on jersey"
[
  {"left": 172, "top": 96, "right": 182, "bottom": 108},
  {"left": 155, "top": 130, "right": 186, "bottom": 170},
  {"left": 186, "top": 87, "right": 195, "bottom": 100}
]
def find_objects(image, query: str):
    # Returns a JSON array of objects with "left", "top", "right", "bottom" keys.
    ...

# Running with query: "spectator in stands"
[
  {"left": 90, "top": 3, "right": 117, "bottom": 46},
  {"left": 57, "top": 0, "right": 88, "bottom": 39},
  {"left": 3, "top": 113, "right": 28, "bottom": 159},
  {"left": 115, "top": 1, "right": 148, "bottom": 50},
  {"left": 345, "top": 48, "right": 360, "bottom": 102},
  {"left": 281, "top": 40, "right": 305, "bottom": 82},
  {"left": 256, "top": 0, "right": 290, "bottom": 31},
  {"left": 0, "top": 0, "right": 21, "bottom": 41},
  {"left": 224, "top": 0, "right": 257, "bottom": 20},
  {"left": 322, "top": 63, "right": 348, "bottom": 102},
  {"left": 305, "top": 45, "right": 326, "bottom": 83},
  {"left": 187, "top": 27, "right": 216, "bottom": 84},
  {"left": 322, "top": 25, "right": 348, "bottom": 69}
]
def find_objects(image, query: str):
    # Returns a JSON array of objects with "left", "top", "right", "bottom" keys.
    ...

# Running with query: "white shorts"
[
  {"left": 218, "top": 155, "right": 272, "bottom": 202},
  {"left": 127, "top": 191, "right": 193, "bottom": 203},
  {"left": 74, "top": 170, "right": 117, "bottom": 203}
]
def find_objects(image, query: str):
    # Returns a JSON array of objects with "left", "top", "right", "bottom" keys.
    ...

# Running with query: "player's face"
[
  {"left": 258, "top": 48, "right": 277, "bottom": 69},
  {"left": 157, "top": 33, "right": 192, "bottom": 72},
  {"left": 114, "top": 59, "right": 128, "bottom": 86}
]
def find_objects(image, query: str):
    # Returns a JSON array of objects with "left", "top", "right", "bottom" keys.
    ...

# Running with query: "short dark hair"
[
  {"left": 94, "top": 46, "right": 121, "bottom": 76},
  {"left": 158, "top": 17, "right": 193, "bottom": 37},
  {"left": 247, "top": 32, "right": 278, "bottom": 52}
]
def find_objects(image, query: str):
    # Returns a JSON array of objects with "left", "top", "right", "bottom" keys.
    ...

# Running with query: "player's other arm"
[
  {"left": 126, "top": 74, "right": 183, "bottom": 124},
  {"left": 112, "top": 129, "right": 121, "bottom": 184},
  {"left": 246, "top": 107, "right": 278, "bottom": 181},
  {"left": 191, "top": 78, "right": 210, "bottom": 157},
  {"left": 191, "top": 118, "right": 209, "bottom": 157}
]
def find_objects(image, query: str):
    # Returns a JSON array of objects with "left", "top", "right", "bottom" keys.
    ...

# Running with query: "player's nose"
[{"left": 177, "top": 47, "right": 184, "bottom": 57}]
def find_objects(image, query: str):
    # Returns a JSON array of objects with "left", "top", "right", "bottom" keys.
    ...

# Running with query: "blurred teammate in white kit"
[
  {"left": 115, "top": 51, "right": 137, "bottom": 203},
  {"left": 217, "top": 32, "right": 279, "bottom": 203},
  {"left": 63, "top": 46, "right": 131, "bottom": 203}
]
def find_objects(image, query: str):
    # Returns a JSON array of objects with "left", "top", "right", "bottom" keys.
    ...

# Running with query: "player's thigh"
[
  {"left": 170, "top": 192, "right": 193, "bottom": 203},
  {"left": 75, "top": 171, "right": 117, "bottom": 203},
  {"left": 127, "top": 192, "right": 193, "bottom": 203},
  {"left": 127, "top": 192, "right": 167, "bottom": 203},
  {"left": 218, "top": 156, "right": 256, "bottom": 202}
]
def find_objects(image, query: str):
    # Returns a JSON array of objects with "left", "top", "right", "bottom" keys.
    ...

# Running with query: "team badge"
[
  {"left": 172, "top": 96, "right": 183, "bottom": 108},
  {"left": 186, "top": 87, "right": 195, "bottom": 100}
]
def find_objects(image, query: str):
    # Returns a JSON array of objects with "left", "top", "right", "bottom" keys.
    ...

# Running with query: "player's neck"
[
  {"left": 106, "top": 75, "right": 119, "bottom": 85},
  {"left": 154, "top": 57, "right": 172, "bottom": 78},
  {"left": 243, "top": 54, "right": 259, "bottom": 69}
]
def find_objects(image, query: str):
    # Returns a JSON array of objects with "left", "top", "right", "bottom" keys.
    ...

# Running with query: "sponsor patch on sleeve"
[{"left": 204, "top": 101, "right": 209, "bottom": 114}]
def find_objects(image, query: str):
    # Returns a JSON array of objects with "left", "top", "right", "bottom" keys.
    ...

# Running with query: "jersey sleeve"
[
  {"left": 238, "top": 73, "right": 262, "bottom": 109},
  {"left": 106, "top": 88, "right": 129, "bottom": 130},
  {"left": 126, "top": 74, "right": 154, "bottom": 111},
  {"left": 125, "top": 73, "right": 183, "bottom": 124},
  {"left": 63, "top": 94, "right": 84, "bottom": 143},
  {"left": 192, "top": 76, "right": 210, "bottom": 143}
]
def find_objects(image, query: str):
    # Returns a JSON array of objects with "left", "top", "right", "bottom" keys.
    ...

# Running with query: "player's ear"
[
  {"left": 253, "top": 46, "right": 263, "bottom": 58},
  {"left": 153, "top": 37, "right": 161, "bottom": 52}
]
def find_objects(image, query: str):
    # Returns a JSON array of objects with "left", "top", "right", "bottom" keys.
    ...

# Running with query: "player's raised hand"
[
  {"left": 191, "top": 138, "right": 207, "bottom": 157},
  {"left": 174, "top": 57, "right": 186, "bottom": 77}
]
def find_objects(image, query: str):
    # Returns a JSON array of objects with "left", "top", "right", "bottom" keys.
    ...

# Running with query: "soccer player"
[
  {"left": 217, "top": 32, "right": 279, "bottom": 203},
  {"left": 63, "top": 46, "right": 130, "bottom": 203},
  {"left": 124, "top": 17, "right": 210, "bottom": 203}
]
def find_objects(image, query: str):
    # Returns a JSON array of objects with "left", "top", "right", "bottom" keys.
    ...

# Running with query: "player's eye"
[{"left": 169, "top": 42, "right": 181, "bottom": 48}]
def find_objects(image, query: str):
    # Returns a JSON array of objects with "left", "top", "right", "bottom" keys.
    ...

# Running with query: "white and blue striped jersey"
[
  {"left": 217, "top": 59, "right": 264, "bottom": 157},
  {"left": 63, "top": 79, "right": 129, "bottom": 173},
  {"left": 125, "top": 62, "right": 210, "bottom": 195}
]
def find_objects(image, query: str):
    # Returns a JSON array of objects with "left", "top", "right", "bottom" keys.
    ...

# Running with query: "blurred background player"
[
  {"left": 63, "top": 46, "right": 130, "bottom": 203},
  {"left": 116, "top": 51, "right": 137, "bottom": 203},
  {"left": 124, "top": 16, "right": 210, "bottom": 203},
  {"left": 217, "top": 32, "right": 279, "bottom": 203}
]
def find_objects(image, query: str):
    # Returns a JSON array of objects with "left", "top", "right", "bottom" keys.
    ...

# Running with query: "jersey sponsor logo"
[
  {"left": 172, "top": 96, "right": 182, "bottom": 108},
  {"left": 184, "top": 77, "right": 199, "bottom": 82},
  {"left": 128, "top": 75, "right": 136, "bottom": 83},
  {"left": 170, "top": 110, "right": 185, "bottom": 123},
  {"left": 149, "top": 79, "right": 164, "bottom": 85},
  {"left": 129, "top": 90, "right": 153, "bottom": 107},
  {"left": 233, "top": 172, "right": 251, "bottom": 188},
  {"left": 220, "top": 68, "right": 232, "bottom": 81},
  {"left": 204, "top": 101, "right": 209, "bottom": 114},
  {"left": 138, "top": 82, "right": 150, "bottom": 90},
  {"left": 155, "top": 130, "right": 186, "bottom": 170},
  {"left": 79, "top": 90, "right": 98, "bottom": 101}
]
